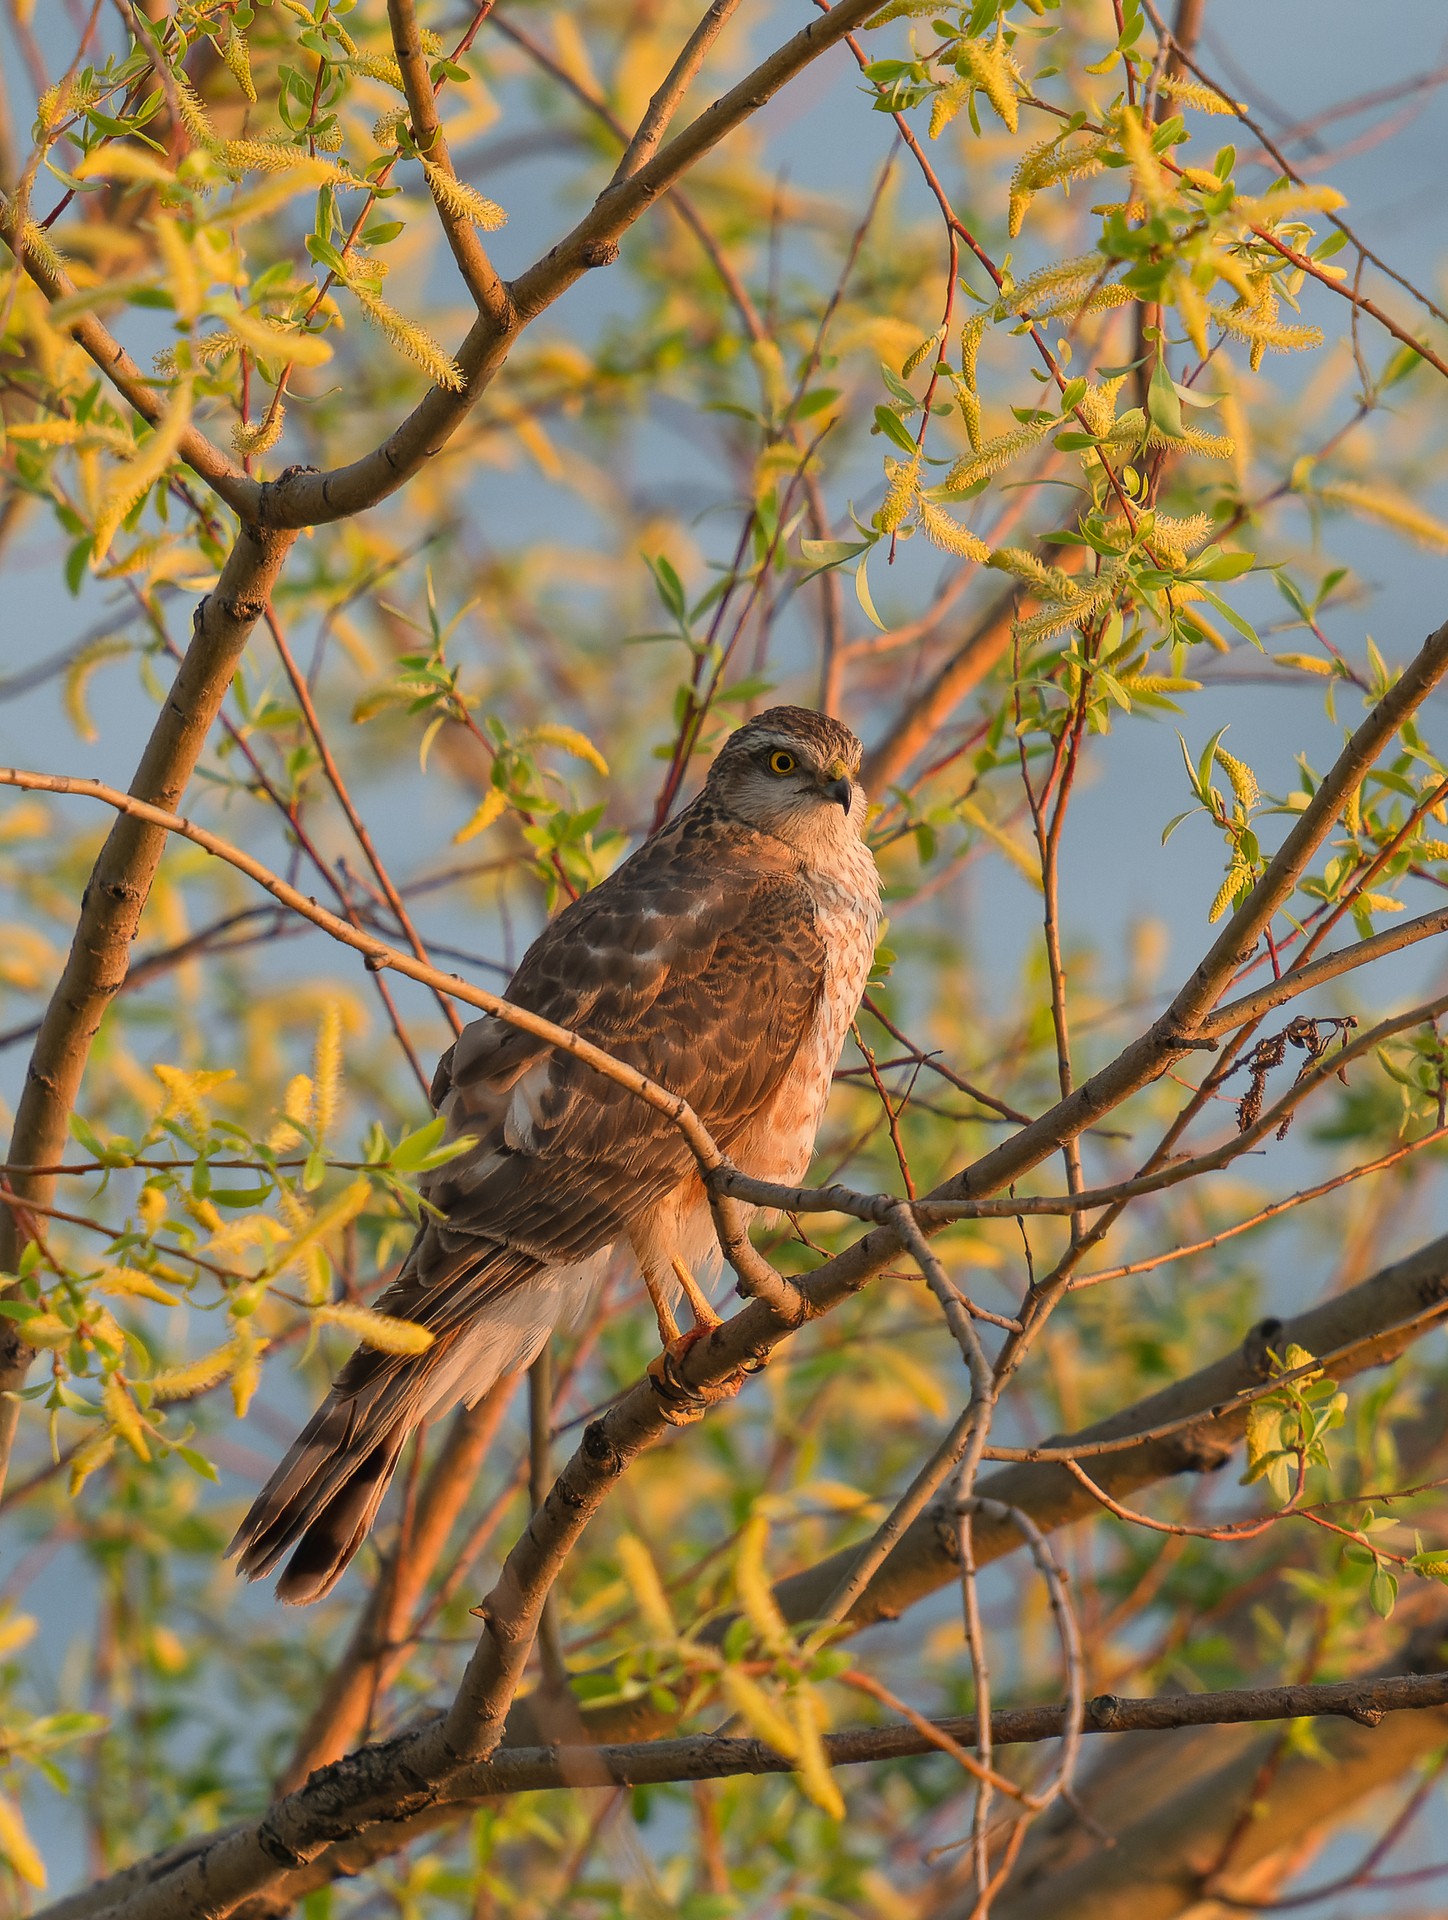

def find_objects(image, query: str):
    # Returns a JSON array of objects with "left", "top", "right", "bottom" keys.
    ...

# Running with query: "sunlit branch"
[
  {"left": 387, "top": 0, "right": 512, "bottom": 330},
  {"left": 607, "top": 0, "right": 743, "bottom": 187}
]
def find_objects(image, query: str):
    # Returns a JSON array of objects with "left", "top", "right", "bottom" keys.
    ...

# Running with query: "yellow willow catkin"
[
  {"left": 1008, "top": 131, "right": 1108, "bottom": 236},
  {"left": 150, "top": 1343, "right": 237, "bottom": 1401},
  {"left": 350, "top": 283, "right": 465, "bottom": 391},
  {"left": 1215, "top": 746, "right": 1260, "bottom": 810},
  {"left": 1313, "top": 482, "right": 1448, "bottom": 553},
  {"left": 616, "top": 1534, "right": 677, "bottom": 1639},
  {"left": 1006, "top": 254, "right": 1099, "bottom": 316},
  {"left": 311, "top": 1003, "right": 343, "bottom": 1146},
  {"left": 1210, "top": 857, "right": 1254, "bottom": 923},
  {"left": 221, "top": 23, "right": 257, "bottom": 102},
  {"left": 917, "top": 498, "right": 990, "bottom": 560},
  {"left": 421, "top": 161, "right": 506, "bottom": 230},
  {"left": 876, "top": 454, "right": 920, "bottom": 533},
  {"left": 943, "top": 419, "right": 1050, "bottom": 492},
  {"left": 1155, "top": 75, "right": 1242, "bottom": 114},
  {"left": 735, "top": 1514, "right": 791, "bottom": 1655},
  {"left": 232, "top": 406, "right": 286, "bottom": 458},
  {"left": 1116, "top": 102, "right": 1167, "bottom": 210},
  {"left": 102, "top": 1373, "right": 151, "bottom": 1460},
  {"left": 957, "top": 33, "right": 1019, "bottom": 132},
  {"left": 314, "top": 1301, "right": 433, "bottom": 1354},
  {"left": 344, "top": 51, "right": 407, "bottom": 91},
  {"left": 988, "top": 547, "right": 1080, "bottom": 599}
]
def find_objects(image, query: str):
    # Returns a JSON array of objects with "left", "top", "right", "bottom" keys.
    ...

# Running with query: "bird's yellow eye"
[{"left": 768, "top": 750, "right": 796, "bottom": 775}]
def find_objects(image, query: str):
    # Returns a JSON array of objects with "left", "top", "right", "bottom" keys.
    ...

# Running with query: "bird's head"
[{"left": 703, "top": 707, "right": 867, "bottom": 851}]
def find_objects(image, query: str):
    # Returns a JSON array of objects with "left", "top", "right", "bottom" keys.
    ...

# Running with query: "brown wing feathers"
[{"left": 230, "top": 810, "right": 828, "bottom": 1602}]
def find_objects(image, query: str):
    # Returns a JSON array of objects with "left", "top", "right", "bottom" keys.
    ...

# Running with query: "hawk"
[{"left": 231, "top": 707, "right": 881, "bottom": 1603}]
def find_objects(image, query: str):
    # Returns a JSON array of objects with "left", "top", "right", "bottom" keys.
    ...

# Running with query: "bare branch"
[
  {"left": 1202, "top": 905, "right": 1448, "bottom": 1036},
  {"left": 263, "top": 605, "right": 463, "bottom": 1039},
  {"left": 608, "top": 0, "right": 744, "bottom": 187},
  {"left": 979, "top": 1622, "right": 1448, "bottom": 1920},
  {"left": 387, "top": 0, "right": 512, "bottom": 330}
]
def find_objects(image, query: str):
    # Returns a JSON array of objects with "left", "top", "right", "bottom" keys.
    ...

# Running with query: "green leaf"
[
  {"left": 873, "top": 405, "right": 919, "bottom": 455},
  {"left": 208, "top": 1185, "right": 272, "bottom": 1208},
  {"left": 391, "top": 1115, "right": 447, "bottom": 1170},
  {"left": 1380, "top": 342, "right": 1426, "bottom": 389},
  {"left": 1146, "top": 354, "right": 1186, "bottom": 440},
  {"left": 792, "top": 386, "right": 840, "bottom": 420},
  {"left": 798, "top": 537, "right": 872, "bottom": 571},
  {"left": 854, "top": 556, "right": 887, "bottom": 633},
  {"left": 1192, "top": 548, "right": 1255, "bottom": 581},
  {"left": 69, "top": 1113, "right": 108, "bottom": 1159},
  {"left": 1195, "top": 585, "right": 1262, "bottom": 650},
  {"left": 174, "top": 1445, "right": 219, "bottom": 1481}
]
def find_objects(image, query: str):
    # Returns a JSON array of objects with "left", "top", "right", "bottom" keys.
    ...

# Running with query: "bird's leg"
[
  {"left": 645, "top": 1257, "right": 737, "bottom": 1427},
  {"left": 642, "top": 1266, "right": 683, "bottom": 1347},
  {"left": 671, "top": 1254, "right": 722, "bottom": 1332}
]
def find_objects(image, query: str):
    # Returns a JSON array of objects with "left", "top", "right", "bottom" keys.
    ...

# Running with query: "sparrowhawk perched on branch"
[{"left": 231, "top": 706, "right": 882, "bottom": 1603}]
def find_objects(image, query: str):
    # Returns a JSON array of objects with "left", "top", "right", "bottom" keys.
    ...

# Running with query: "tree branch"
[
  {"left": 228, "top": 0, "right": 889, "bottom": 531},
  {"left": 1200, "top": 904, "right": 1448, "bottom": 1035},
  {"left": 386, "top": 0, "right": 513, "bottom": 330},
  {"left": 981, "top": 1617, "right": 1448, "bottom": 1920},
  {"left": 45, "top": 1217, "right": 1448, "bottom": 1916},
  {"left": 607, "top": 0, "right": 743, "bottom": 187}
]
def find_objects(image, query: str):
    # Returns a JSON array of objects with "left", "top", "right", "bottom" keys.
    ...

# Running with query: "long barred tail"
[
  {"left": 228, "top": 1377, "right": 421, "bottom": 1605},
  {"left": 229, "top": 1246, "right": 543, "bottom": 1605}
]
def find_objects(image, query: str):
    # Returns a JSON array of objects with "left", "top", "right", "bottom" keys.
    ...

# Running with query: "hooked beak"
[{"left": 824, "top": 774, "right": 853, "bottom": 812}]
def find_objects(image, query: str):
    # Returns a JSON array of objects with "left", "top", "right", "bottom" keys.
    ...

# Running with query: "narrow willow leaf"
[{"left": 854, "top": 557, "right": 887, "bottom": 633}]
